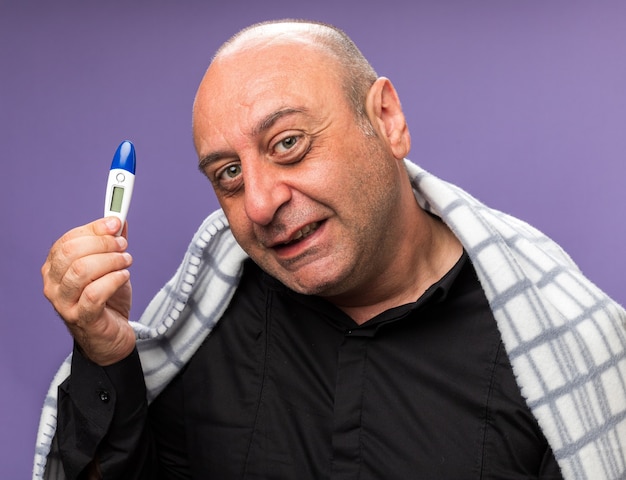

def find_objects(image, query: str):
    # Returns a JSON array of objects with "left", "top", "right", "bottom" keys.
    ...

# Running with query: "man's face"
[{"left": 193, "top": 38, "right": 407, "bottom": 299}]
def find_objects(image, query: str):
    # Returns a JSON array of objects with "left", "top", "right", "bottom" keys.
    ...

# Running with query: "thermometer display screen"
[{"left": 110, "top": 186, "right": 124, "bottom": 213}]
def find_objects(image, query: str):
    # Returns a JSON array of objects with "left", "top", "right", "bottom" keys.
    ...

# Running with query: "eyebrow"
[
  {"left": 198, "top": 150, "right": 234, "bottom": 173},
  {"left": 198, "top": 107, "right": 309, "bottom": 173},
  {"left": 251, "top": 107, "right": 308, "bottom": 136}
]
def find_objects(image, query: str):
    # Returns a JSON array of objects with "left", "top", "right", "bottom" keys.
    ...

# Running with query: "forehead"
[{"left": 193, "top": 37, "right": 345, "bottom": 135}]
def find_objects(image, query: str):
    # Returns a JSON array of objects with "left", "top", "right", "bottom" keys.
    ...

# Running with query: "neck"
[{"left": 333, "top": 211, "right": 463, "bottom": 325}]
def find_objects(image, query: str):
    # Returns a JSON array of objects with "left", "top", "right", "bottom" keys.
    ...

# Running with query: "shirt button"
[{"left": 98, "top": 390, "right": 110, "bottom": 403}]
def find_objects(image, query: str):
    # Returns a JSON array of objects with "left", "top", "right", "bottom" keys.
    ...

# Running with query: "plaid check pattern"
[{"left": 33, "top": 160, "right": 626, "bottom": 479}]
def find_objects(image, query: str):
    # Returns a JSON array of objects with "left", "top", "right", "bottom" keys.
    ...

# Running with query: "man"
[{"left": 35, "top": 19, "right": 626, "bottom": 480}]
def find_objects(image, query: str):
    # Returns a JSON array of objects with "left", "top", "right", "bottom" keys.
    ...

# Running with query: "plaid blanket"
[{"left": 33, "top": 160, "right": 626, "bottom": 479}]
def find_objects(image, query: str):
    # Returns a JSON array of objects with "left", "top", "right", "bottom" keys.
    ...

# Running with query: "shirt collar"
[{"left": 262, "top": 251, "right": 469, "bottom": 333}]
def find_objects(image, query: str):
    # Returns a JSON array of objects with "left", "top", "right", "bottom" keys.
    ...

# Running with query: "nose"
[{"left": 242, "top": 160, "right": 292, "bottom": 226}]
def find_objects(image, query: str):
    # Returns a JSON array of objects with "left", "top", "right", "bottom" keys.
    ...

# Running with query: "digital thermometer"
[{"left": 104, "top": 140, "right": 136, "bottom": 236}]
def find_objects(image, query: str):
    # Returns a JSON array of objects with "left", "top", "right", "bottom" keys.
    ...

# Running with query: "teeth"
[{"left": 284, "top": 222, "right": 319, "bottom": 244}]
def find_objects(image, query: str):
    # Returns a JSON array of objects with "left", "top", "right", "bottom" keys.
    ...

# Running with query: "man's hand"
[{"left": 42, "top": 217, "right": 135, "bottom": 366}]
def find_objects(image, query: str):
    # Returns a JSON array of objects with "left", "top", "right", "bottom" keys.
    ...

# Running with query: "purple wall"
[{"left": 2, "top": 1, "right": 625, "bottom": 477}]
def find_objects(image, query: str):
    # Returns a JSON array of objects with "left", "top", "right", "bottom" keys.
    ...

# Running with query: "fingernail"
[
  {"left": 104, "top": 217, "right": 120, "bottom": 231},
  {"left": 115, "top": 236, "right": 127, "bottom": 249}
]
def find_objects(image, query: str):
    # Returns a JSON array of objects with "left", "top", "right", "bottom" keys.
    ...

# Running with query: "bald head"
[{"left": 210, "top": 20, "right": 378, "bottom": 132}]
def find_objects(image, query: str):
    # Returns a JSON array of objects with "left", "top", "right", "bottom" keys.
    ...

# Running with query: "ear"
[{"left": 365, "top": 77, "right": 411, "bottom": 159}]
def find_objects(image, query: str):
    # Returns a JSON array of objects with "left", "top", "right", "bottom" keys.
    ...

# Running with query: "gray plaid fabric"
[{"left": 33, "top": 160, "right": 626, "bottom": 480}]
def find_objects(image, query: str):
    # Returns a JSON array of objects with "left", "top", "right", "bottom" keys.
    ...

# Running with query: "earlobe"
[{"left": 366, "top": 77, "right": 411, "bottom": 159}]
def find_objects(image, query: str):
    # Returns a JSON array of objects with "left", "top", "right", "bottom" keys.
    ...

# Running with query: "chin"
[
  {"left": 250, "top": 249, "right": 358, "bottom": 297},
  {"left": 275, "top": 266, "right": 353, "bottom": 298}
]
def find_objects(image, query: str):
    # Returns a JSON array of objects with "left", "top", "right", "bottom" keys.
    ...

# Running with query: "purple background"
[{"left": 2, "top": 1, "right": 625, "bottom": 477}]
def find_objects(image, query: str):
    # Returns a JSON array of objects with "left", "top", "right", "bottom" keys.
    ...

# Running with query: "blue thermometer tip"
[{"left": 111, "top": 140, "right": 136, "bottom": 174}]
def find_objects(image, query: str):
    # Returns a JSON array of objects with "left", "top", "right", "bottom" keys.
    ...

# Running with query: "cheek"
[{"left": 220, "top": 201, "right": 256, "bottom": 248}]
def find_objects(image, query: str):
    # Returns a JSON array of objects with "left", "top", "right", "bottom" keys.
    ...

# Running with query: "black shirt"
[{"left": 58, "top": 254, "right": 563, "bottom": 479}]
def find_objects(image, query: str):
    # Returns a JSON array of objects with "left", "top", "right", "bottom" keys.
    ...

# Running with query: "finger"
[
  {"left": 53, "top": 217, "right": 124, "bottom": 246},
  {"left": 43, "top": 217, "right": 123, "bottom": 273},
  {"left": 75, "top": 269, "right": 131, "bottom": 326},
  {"left": 45, "top": 249, "right": 132, "bottom": 318},
  {"left": 58, "top": 250, "right": 132, "bottom": 306},
  {"left": 75, "top": 217, "right": 124, "bottom": 238},
  {"left": 100, "top": 217, "right": 124, "bottom": 236},
  {"left": 44, "top": 228, "right": 128, "bottom": 285}
]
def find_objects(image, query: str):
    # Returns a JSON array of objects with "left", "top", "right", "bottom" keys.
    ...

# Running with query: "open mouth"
[{"left": 281, "top": 221, "right": 322, "bottom": 246}]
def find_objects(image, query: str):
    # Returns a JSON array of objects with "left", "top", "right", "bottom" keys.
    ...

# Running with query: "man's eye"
[
  {"left": 275, "top": 136, "right": 298, "bottom": 153},
  {"left": 219, "top": 164, "right": 242, "bottom": 180}
]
